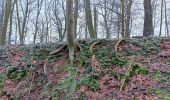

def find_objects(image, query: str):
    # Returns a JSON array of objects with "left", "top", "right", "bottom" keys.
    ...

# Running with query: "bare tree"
[{"left": 33, "top": 0, "right": 43, "bottom": 44}]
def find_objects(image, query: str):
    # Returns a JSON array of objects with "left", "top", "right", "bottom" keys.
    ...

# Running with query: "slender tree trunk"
[
  {"left": 33, "top": 0, "right": 43, "bottom": 44},
  {"left": 8, "top": 1, "right": 15, "bottom": 45},
  {"left": 121, "top": 0, "right": 125, "bottom": 37},
  {"left": 143, "top": 0, "right": 153, "bottom": 37},
  {"left": 1, "top": 0, "right": 12, "bottom": 45},
  {"left": 74, "top": 0, "right": 79, "bottom": 38},
  {"left": 94, "top": 6, "right": 98, "bottom": 38},
  {"left": 164, "top": 0, "right": 169, "bottom": 37},
  {"left": 159, "top": 0, "right": 164, "bottom": 36},
  {"left": 20, "top": 0, "right": 29, "bottom": 44},
  {"left": 125, "top": 0, "right": 133, "bottom": 38},
  {"left": 66, "top": 0, "right": 75, "bottom": 63},
  {"left": 16, "top": 0, "right": 22, "bottom": 43},
  {"left": 0, "top": 0, "right": 4, "bottom": 43},
  {"left": 85, "top": 0, "right": 96, "bottom": 39},
  {"left": 103, "top": 1, "right": 110, "bottom": 39}
]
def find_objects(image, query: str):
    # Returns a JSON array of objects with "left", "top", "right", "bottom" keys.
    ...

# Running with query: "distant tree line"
[{"left": 0, "top": 0, "right": 169, "bottom": 46}]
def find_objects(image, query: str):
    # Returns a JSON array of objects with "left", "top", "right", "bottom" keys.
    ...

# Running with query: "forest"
[{"left": 0, "top": 0, "right": 170, "bottom": 99}]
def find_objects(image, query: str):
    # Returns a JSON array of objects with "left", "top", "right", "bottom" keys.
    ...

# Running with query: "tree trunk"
[
  {"left": 74, "top": 0, "right": 79, "bottom": 38},
  {"left": 159, "top": 0, "right": 163, "bottom": 36},
  {"left": 94, "top": 6, "right": 98, "bottom": 38},
  {"left": 125, "top": 0, "right": 133, "bottom": 38},
  {"left": 121, "top": 0, "right": 125, "bottom": 37},
  {"left": 1, "top": 0, "right": 12, "bottom": 45},
  {"left": 85, "top": 0, "right": 96, "bottom": 39},
  {"left": 0, "top": 0, "right": 4, "bottom": 43},
  {"left": 20, "top": 0, "right": 29, "bottom": 45},
  {"left": 66, "top": 0, "right": 75, "bottom": 63},
  {"left": 16, "top": 0, "right": 22, "bottom": 43},
  {"left": 164, "top": 0, "right": 169, "bottom": 37},
  {"left": 143, "top": 0, "right": 153, "bottom": 37},
  {"left": 33, "top": 0, "right": 43, "bottom": 44},
  {"left": 8, "top": 1, "right": 15, "bottom": 45}
]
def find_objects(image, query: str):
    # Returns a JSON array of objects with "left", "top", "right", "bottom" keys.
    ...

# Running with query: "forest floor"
[{"left": 0, "top": 37, "right": 170, "bottom": 100}]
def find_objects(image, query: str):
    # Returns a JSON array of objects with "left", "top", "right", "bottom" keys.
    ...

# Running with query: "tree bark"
[
  {"left": 125, "top": 0, "right": 133, "bottom": 38},
  {"left": 85, "top": 0, "right": 96, "bottom": 39},
  {"left": 74, "top": 0, "right": 79, "bottom": 38},
  {"left": 159, "top": 0, "right": 163, "bottom": 36},
  {"left": 164, "top": 0, "right": 169, "bottom": 37},
  {"left": 66, "top": 0, "right": 75, "bottom": 63},
  {"left": 121, "top": 0, "right": 125, "bottom": 37},
  {"left": 143, "top": 0, "right": 153, "bottom": 37},
  {"left": 1, "top": 0, "right": 12, "bottom": 45}
]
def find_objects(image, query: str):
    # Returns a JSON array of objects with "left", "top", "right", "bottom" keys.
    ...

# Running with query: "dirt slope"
[{"left": 0, "top": 37, "right": 170, "bottom": 100}]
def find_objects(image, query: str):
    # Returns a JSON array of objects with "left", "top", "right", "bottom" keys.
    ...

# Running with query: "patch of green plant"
[
  {"left": 57, "top": 65, "right": 79, "bottom": 99},
  {"left": 80, "top": 74, "right": 100, "bottom": 91},
  {"left": 155, "top": 88, "right": 170, "bottom": 100},
  {"left": 159, "top": 71, "right": 170, "bottom": 83},
  {"left": 79, "top": 47, "right": 92, "bottom": 67},
  {"left": 48, "top": 53, "right": 63, "bottom": 62},
  {"left": 41, "top": 82, "right": 53, "bottom": 98},
  {"left": 111, "top": 57, "right": 127, "bottom": 67},
  {"left": 147, "top": 87, "right": 155, "bottom": 95},
  {"left": 166, "top": 60, "right": 170, "bottom": 66},
  {"left": 111, "top": 71, "right": 125, "bottom": 81},
  {"left": 0, "top": 73, "right": 4, "bottom": 91},
  {"left": 31, "top": 48, "right": 50, "bottom": 60},
  {"left": 153, "top": 70, "right": 162, "bottom": 82},
  {"left": 143, "top": 42, "right": 160, "bottom": 55},
  {"left": 7, "top": 67, "right": 27, "bottom": 81},
  {"left": 136, "top": 67, "right": 149, "bottom": 76},
  {"left": 79, "top": 92, "right": 88, "bottom": 100},
  {"left": 97, "top": 48, "right": 112, "bottom": 69}
]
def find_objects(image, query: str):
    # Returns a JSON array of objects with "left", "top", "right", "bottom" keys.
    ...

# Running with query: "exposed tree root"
[
  {"left": 90, "top": 41, "right": 101, "bottom": 53},
  {"left": 49, "top": 44, "right": 67, "bottom": 55},
  {"left": 75, "top": 41, "right": 83, "bottom": 53},
  {"left": 115, "top": 38, "right": 125, "bottom": 57},
  {"left": 43, "top": 58, "right": 48, "bottom": 74},
  {"left": 119, "top": 56, "right": 134, "bottom": 92}
]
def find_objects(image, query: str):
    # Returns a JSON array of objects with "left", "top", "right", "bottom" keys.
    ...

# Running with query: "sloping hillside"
[{"left": 0, "top": 37, "right": 170, "bottom": 100}]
